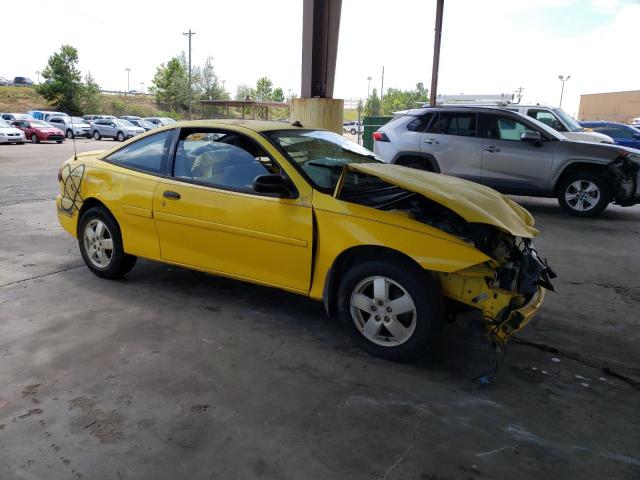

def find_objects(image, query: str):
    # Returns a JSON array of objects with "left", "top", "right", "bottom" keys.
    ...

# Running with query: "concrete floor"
[{"left": 1, "top": 140, "right": 639, "bottom": 479}]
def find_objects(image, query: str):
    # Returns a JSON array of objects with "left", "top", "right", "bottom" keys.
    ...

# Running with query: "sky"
[{"left": 2, "top": 0, "right": 640, "bottom": 117}]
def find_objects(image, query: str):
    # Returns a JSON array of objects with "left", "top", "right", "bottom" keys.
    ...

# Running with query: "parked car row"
[
  {"left": 373, "top": 105, "right": 640, "bottom": 218},
  {"left": 0, "top": 76, "right": 34, "bottom": 87},
  {"left": 0, "top": 110, "right": 179, "bottom": 144}
]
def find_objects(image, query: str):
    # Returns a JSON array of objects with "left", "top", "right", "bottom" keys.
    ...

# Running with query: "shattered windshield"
[{"left": 265, "top": 129, "right": 383, "bottom": 192}]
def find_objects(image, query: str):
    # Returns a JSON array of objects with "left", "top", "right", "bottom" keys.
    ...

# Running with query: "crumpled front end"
[
  {"left": 437, "top": 238, "right": 555, "bottom": 344},
  {"left": 609, "top": 154, "right": 640, "bottom": 206}
]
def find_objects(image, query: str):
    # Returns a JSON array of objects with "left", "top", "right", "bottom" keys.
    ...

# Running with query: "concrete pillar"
[{"left": 290, "top": 98, "right": 343, "bottom": 134}]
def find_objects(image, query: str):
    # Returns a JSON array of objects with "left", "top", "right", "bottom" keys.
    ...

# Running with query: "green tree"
[
  {"left": 271, "top": 87, "right": 285, "bottom": 102},
  {"left": 36, "top": 45, "right": 83, "bottom": 114},
  {"left": 380, "top": 82, "right": 429, "bottom": 115},
  {"left": 254, "top": 77, "right": 273, "bottom": 101},
  {"left": 199, "top": 57, "right": 229, "bottom": 100},
  {"left": 150, "top": 57, "right": 188, "bottom": 112},
  {"left": 235, "top": 84, "right": 255, "bottom": 101},
  {"left": 79, "top": 72, "right": 102, "bottom": 114},
  {"left": 364, "top": 88, "right": 381, "bottom": 116}
]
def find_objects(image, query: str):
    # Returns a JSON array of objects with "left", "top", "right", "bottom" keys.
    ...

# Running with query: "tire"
[
  {"left": 116, "top": 131, "right": 125, "bottom": 142},
  {"left": 350, "top": 128, "right": 357, "bottom": 135},
  {"left": 56, "top": 140, "right": 63, "bottom": 144},
  {"left": 66, "top": 129, "right": 74, "bottom": 139},
  {"left": 31, "top": 133, "right": 39, "bottom": 144},
  {"left": 557, "top": 172, "right": 610, "bottom": 217},
  {"left": 93, "top": 130, "right": 101, "bottom": 140},
  {"left": 78, "top": 206, "right": 137, "bottom": 279},
  {"left": 337, "top": 259, "right": 443, "bottom": 362},
  {"left": 86, "top": 134, "right": 92, "bottom": 139}
]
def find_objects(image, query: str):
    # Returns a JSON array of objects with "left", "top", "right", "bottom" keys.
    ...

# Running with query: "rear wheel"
[
  {"left": 66, "top": 129, "right": 74, "bottom": 139},
  {"left": 93, "top": 130, "right": 101, "bottom": 140},
  {"left": 350, "top": 128, "right": 357, "bottom": 135},
  {"left": 557, "top": 172, "right": 610, "bottom": 217},
  {"left": 78, "top": 206, "right": 137, "bottom": 279},
  {"left": 337, "top": 259, "right": 443, "bottom": 362}
]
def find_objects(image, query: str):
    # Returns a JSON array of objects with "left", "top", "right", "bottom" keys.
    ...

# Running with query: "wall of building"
[{"left": 578, "top": 90, "right": 640, "bottom": 123}]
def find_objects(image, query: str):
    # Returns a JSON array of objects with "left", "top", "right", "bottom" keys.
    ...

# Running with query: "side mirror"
[
  {"left": 521, "top": 131, "right": 543, "bottom": 146},
  {"left": 253, "top": 174, "right": 292, "bottom": 197}
]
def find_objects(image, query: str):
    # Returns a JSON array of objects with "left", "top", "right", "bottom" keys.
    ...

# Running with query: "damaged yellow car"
[{"left": 57, "top": 120, "right": 554, "bottom": 361}]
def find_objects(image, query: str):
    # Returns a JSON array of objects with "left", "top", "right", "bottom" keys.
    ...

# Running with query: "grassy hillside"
[{"left": 0, "top": 86, "right": 164, "bottom": 117}]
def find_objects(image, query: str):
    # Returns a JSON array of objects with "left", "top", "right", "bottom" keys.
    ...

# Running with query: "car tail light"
[{"left": 372, "top": 131, "right": 389, "bottom": 142}]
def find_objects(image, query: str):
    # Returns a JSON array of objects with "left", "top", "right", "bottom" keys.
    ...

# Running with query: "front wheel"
[
  {"left": 56, "top": 140, "right": 63, "bottom": 144},
  {"left": 93, "top": 130, "right": 101, "bottom": 140},
  {"left": 31, "top": 134, "right": 39, "bottom": 144},
  {"left": 557, "top": 173, "right": 610, "bottom": 217},
  {"left": 337, "top": 260, "right": 443, "bottom": 362},
  {"left": 116, "top": 131, "right": 125, "bottom": 142},
  {"left": 350, "top": 128, "right": 357, "bottom": 135},
  {"left": 78, "top": 206, "right": 137, "bottom": 279}
]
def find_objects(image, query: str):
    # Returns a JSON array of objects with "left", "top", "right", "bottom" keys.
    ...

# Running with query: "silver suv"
[
  {"left": 374, "top": 106, "right": 640, "bottom": 217},
  {"left": 91, "top": 118, "right": 144, "bottom": 141}
]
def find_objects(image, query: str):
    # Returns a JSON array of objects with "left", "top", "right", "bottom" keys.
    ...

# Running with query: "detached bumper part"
[{"left": 488, "top": 287, "right": 545, "bottom": 343}]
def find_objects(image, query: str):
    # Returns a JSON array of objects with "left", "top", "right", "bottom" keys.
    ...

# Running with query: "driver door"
[
  {"left": 152, "top": 128, "right": 314, "bottom": 293},
  {"left": 479, "top": 113, "right": 555, "bottom": 194}
]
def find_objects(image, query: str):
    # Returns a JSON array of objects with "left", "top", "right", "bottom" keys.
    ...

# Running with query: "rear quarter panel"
[{"left": 58, "top": 157, "right": 162, "bottom": 260}]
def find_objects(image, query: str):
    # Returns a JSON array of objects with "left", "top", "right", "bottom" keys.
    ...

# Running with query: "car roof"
[
  {"left": 164, "top": 119, "right": 304, "bottom": 132},
  {"left": 395, "top": 105, "right": 528, "bottom": 116}
]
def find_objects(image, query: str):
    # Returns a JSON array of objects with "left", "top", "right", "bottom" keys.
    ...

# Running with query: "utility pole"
[
  {"left": 430, "top": 0, "right": 444, "bottom": 107},
  {"left": 366, "top": 76, "right": 372, "bottom": 98},
  {"left": 35, "top": 71, "right": 41, "bottom": 84},
  {"left": 380, "top": 67, "right": 384, "bottom": 102},
  {"left": 125, "top": 67, "right": 131, "bottom": 93},
  {"left": 558, "top": 74, "right": 571, "bottom": 108},
  {"left": 183, "top": 29, "right": 196, "bottom": 119}
]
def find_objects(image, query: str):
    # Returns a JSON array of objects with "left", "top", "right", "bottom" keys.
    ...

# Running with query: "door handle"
[
  {"left": 424, "top": 138, "right": 439, "bottom": 144},
  {"left": 483, "top": 146, "right": 500, "bottom": 153},
  {"left": 163, "top": 190, "right": 181, "bottom": 200}
]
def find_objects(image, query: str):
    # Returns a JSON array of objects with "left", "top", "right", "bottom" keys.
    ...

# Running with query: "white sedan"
[{"left": 0, "top": 119, "right": 26, "bottom": 144}]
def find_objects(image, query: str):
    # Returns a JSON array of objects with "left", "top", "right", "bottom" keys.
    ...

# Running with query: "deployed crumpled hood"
[{"left": 346, "top": 163, "right": 538, "bottom": 238}]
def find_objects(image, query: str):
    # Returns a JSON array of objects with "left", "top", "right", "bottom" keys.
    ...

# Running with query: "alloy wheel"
[
  {"left": 82, "top": 219, "right": 114, "bottom": 269},
  {"left": 564, "top": 180, "right": 600, "bottom": 212},
  {"left": 350, "top": 276, "right": 417, "bottom": 347}
]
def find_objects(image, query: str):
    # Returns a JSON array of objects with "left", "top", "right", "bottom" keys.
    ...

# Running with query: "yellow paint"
[
  {"left": 347, "top": 163, "right": 539, "bottom": 238},
  {"left": 56, "top": 120, "right": 546, "bottom": 344}
]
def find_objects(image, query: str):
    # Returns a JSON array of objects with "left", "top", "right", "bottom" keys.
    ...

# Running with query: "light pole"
[
  {"left": 140, "top": 82, "right": 145, "bottom": 94},
  {"left": 558, "top": 74, "right": 571, "bottom": 108},
  {"left": 183, "top": 29, "right": 196, "bottom": 120},
  {"left": 35, "top": 71, "right": 41, "bottom": 84},
  {"left": 125, "top": 68, "right": 131, "bottom": 93},
  {"left": 366, "top": 76, "right": 372, "bottom": 98}
]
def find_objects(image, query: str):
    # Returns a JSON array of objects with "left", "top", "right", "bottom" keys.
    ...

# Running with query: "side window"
[
  {"left": 528, "top": 110, "right": 557, "bottom": 129},
  {"left": 173, "top": 130, "right": 279, "bottom": 192},
  {"left": 427, "top": 112, "right": 477, "bottom": 137},
  {"left": 107, "top": 130, "right": 172, "bottom": 174},
  {"left": 485, "top": 115, "right": 536, "bottom": 141},
  {"left": 607, "top": 127, "right": 634, "bottom": 139},
  {"left": 407, "top": 113, "right": 433, "bottom": 132}
]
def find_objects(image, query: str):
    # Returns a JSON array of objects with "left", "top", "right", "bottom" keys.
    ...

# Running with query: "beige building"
[{"left": 578, "top": 90, "right": 640, "bottom": 123}]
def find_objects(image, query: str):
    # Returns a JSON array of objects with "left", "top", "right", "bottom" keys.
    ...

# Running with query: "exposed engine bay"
[{"left": 339, "top": 179, "right": 556, "bottom": 343}]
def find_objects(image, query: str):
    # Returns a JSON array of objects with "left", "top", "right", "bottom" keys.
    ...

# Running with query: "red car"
[{"left": 11, "top": 119, "right": 65, "bottom": 144}]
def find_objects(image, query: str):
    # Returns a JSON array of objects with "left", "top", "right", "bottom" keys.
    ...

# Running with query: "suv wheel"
[
  {"left": 116, "top": 131, "right": 125, "bottom": 142},
  {"left": 350, "top": 128, "right": 357, "bottom": 135},
  {"left": 557, "top": 173, "right": 610, "bottom": 217},
  {"left": 66, "top": 129, "right": 74, "bottom": 139},
  {"left": 78, "top": 206, "right": 137, "bottom": 278},
  {"left": 396, "top": 157, "right": 434, "bottom": 172},
  {"left": 337, "top": 259, "right": 443, "bottom": 362},
  {"left": 93, "top": 130, "right": 101, "bottom": 140}
]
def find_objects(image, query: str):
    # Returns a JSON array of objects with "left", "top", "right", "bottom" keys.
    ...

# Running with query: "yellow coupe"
[{"left": 57, "top": 120, "right": 554, "bottom": 361}]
